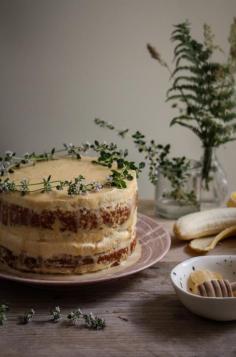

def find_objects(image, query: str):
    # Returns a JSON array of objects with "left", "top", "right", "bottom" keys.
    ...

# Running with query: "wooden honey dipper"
[{"left": 197, "top": 280, "right": 236, "bottom": 297}]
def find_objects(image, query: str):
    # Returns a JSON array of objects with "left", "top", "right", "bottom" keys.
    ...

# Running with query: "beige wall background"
[{"left": 0, "top": 0, "right": 236, "bottom": 198}]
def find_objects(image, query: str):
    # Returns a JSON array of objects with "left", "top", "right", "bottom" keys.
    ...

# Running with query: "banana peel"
[{"left": 189, "top": 225, "right": 236, "bottom": 253}]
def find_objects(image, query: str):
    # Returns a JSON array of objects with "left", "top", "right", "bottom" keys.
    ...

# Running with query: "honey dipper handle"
[{"left": 231, "top": 282, "right": 236, "bottom": 292}]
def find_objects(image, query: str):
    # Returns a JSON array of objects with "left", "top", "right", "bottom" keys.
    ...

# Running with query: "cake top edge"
[{"left": 0, "top": 155, "right": 137, "bottom": 198}]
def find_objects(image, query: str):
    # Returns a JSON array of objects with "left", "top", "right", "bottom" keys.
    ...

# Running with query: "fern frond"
[
  {"left": 148, "top": 20, "right": 236, "bottom": 151},
  {"left": 221, "top": 112, "right": 236, "bottom": 121},
  {"left": 167, "top": 93, "right": 202, "bottom": 104},
  {"left": 175, "top": 54, "right": 198, "bottom": 67},
  {"left": 171, "top": 21, "right": 190, "bottom": 36},
  {"left": 174, "top": 43, "right": 188, "bottom": 56},
  {"left": 172, "top": 76, "right": 200, "bottom": 87},
  {"left": 171, "top": 65, "right": 201, "bottom": 78},
  {"left": 174, "top": 46, "right": 195, "bottom": 58},
  {"left": 170, "top": 119, "right": 202, "bottom": 138},
  {"left": 167, "top": 84, "right": 202, "bottom": 96},
  {"left": 201, "top": 62, "right": 221, "bottom": 71},
  {"left": 170, "top": 114, "right": 197, "bottom": 122},
  {"left": 171, "top": 34, "right": 189, "bottom": 43}
]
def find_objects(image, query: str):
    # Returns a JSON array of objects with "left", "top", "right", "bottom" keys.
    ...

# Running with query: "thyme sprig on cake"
[
  {"left": 147, "top": 19, "right": 236, "bottom": 189},
  {"left": 91, "top": 140, "right": 145, "bottom": 188},
  {"left": 0, "top": 175, "right": 98, "bottom": 196},
  {"left": 0, "top": 141, "right": 144, "bottom": 195},
  {"left": 95, "top": 118, "right": 197, "bottom": 205},
  {"left": 0, "top": 143, "right": 90, "bottom": 176}
]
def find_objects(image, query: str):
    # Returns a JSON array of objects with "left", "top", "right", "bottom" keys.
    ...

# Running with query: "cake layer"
[
  {"left": 0, "top": 237, "right": 137, "bottom": 274},
  {"left": 0, "top": 221, "right": 136, "bottom": 257},
  {"left": 0, "top": 197, "right": 136, "bottom": 232},
  {"left": 0, "top": 209, "right": 136, "bottom": 243}
]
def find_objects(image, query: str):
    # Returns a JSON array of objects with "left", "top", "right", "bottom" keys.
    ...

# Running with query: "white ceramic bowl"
[{"left": 170, "top": 255, "right": 236, "bottom": 321}]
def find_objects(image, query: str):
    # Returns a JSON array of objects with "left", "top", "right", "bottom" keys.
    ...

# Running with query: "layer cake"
[{"left": 0, "top": 157, "right": 137, "bottom": 274}]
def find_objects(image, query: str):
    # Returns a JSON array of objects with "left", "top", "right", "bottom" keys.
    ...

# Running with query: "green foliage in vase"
[
  {"left": 147, "top": 19, "right": 236, "bottom": 188},
  {"left": 160, "top": 157, "right": 198, "bottom": 206}
]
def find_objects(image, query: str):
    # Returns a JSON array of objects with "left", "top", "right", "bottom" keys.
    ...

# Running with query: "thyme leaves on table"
[
  {"left": 20, "top": 308, "right": 35, "bottom": 324},
  {"left": 0, "top": 304, "right": 9, "bottom": 325},
  {"left": 67, "top": 308, "right": 83, "bottom": 325},
  {"left": 83, "top": 312, "right": 106, "bottom": 330},
  {"left": 67, "top": 308, "right": 106, "bottom": 330},
  {"left": 0, "top": 306, "right": 106, "bottom": 330},
  {"left": 50, "top": 306, "right": 62, "bottom": 323}
]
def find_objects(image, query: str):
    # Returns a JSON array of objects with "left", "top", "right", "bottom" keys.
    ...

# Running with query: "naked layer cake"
[{"left": 0, "top": 157, "right": 138, "bottom": 274}]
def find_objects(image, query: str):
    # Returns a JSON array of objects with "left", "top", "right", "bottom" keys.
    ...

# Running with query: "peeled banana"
[{"left": 174, "top": 207, "right": 236, "bottom": 240}]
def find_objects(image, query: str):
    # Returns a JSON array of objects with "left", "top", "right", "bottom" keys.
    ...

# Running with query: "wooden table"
[{"left": 1, "top": 200, "right": 236, "bottom": 357}]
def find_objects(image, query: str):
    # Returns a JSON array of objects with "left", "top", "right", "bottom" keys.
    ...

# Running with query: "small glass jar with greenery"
[
  {"left": 155, "top": 159, "right": 201, "bottom": 219},
  {"left": 94, "top": 119, "right": 201, "bottom": 218}
]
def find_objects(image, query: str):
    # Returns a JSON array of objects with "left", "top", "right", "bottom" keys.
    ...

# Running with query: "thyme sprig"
[
  {"left": 95, "top": 118, "right": 164, "bottom": 185},
  {"left": 20, "top": 308, "right": 35, "bottom": 324},
  {"left": 0, "top": 140, "right": 144, "bottom": 195},
  {"left": 0, "top": 143, "right": 91, "bottom": 177},
  {"left": 0, "top": 306, "right": 106, "bottom": 329},
  {"left": 91, "top": 139, "right": 145, "bottom": 188},
  {"left": 67, "top": 308, "right": 105, "bottom": 330},
  {"left": 0, "top": 304, "right": 9, "bottom": 325},
  {"left": 95, "top": 118, "right": 197, "bottom": 205},
  {"left": 67, "top": 308, "right": 83, "bottom": 325},
  {"left": 83, "top": 312, "right": 106, "bottom": 330},
  {"left": 50, "top": 306, "right": 62, "bottom": 323}
]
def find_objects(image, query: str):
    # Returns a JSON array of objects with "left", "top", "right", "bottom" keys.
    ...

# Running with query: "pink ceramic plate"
[{"left": 0, "top": 214, "right": 171, "bottom": 286}]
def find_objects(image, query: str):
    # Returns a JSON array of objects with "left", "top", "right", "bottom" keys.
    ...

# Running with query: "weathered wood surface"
[{"left": 0, "top": 200, "right": 236, "bottom": 357}]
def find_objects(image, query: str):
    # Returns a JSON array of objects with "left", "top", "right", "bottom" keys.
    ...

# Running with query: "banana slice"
[
  {"left": 189, "top": 225, "right": 236, "bottom": 252},
  {"left": 188, "top": 270, "right": 223, "bottom": 294},
  {"left": 227, "top": 192, "right": 236, "bottom": 207}
]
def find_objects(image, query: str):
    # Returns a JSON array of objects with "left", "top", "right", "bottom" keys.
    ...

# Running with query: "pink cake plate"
[{"left": 0, "top": 213, "right": 171, "bottom": 286}]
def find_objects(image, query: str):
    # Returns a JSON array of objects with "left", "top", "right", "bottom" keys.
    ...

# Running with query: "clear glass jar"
[
  {"left": 200, "top": 147, "right": 228, "bottom": 209},
  {"left": 155, "top": 160, "right": 201, "bottom": 219}
]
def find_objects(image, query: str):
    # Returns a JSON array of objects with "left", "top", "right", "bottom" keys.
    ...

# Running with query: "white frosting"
[{"left": 0, "top": 226, "right": 135, "bottom": 258}]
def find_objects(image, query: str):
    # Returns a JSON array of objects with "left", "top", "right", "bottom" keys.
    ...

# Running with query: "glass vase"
[
  {"left": 200, "top": 147, "right": 228, "bottom": 209},
  {"left": 155, "top": 160, "right": 201, "bottom": 219}
]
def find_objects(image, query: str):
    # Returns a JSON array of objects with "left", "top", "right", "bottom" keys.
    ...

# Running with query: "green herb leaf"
[
  {"left": 50, "top": 306, "right": 62, "bottom": 323},
  {"left": 0, "top": 304, "right": 9, "bottom": 325},
  {"left": 20, "top": 308, "right": 35, "bottom": 324}
]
